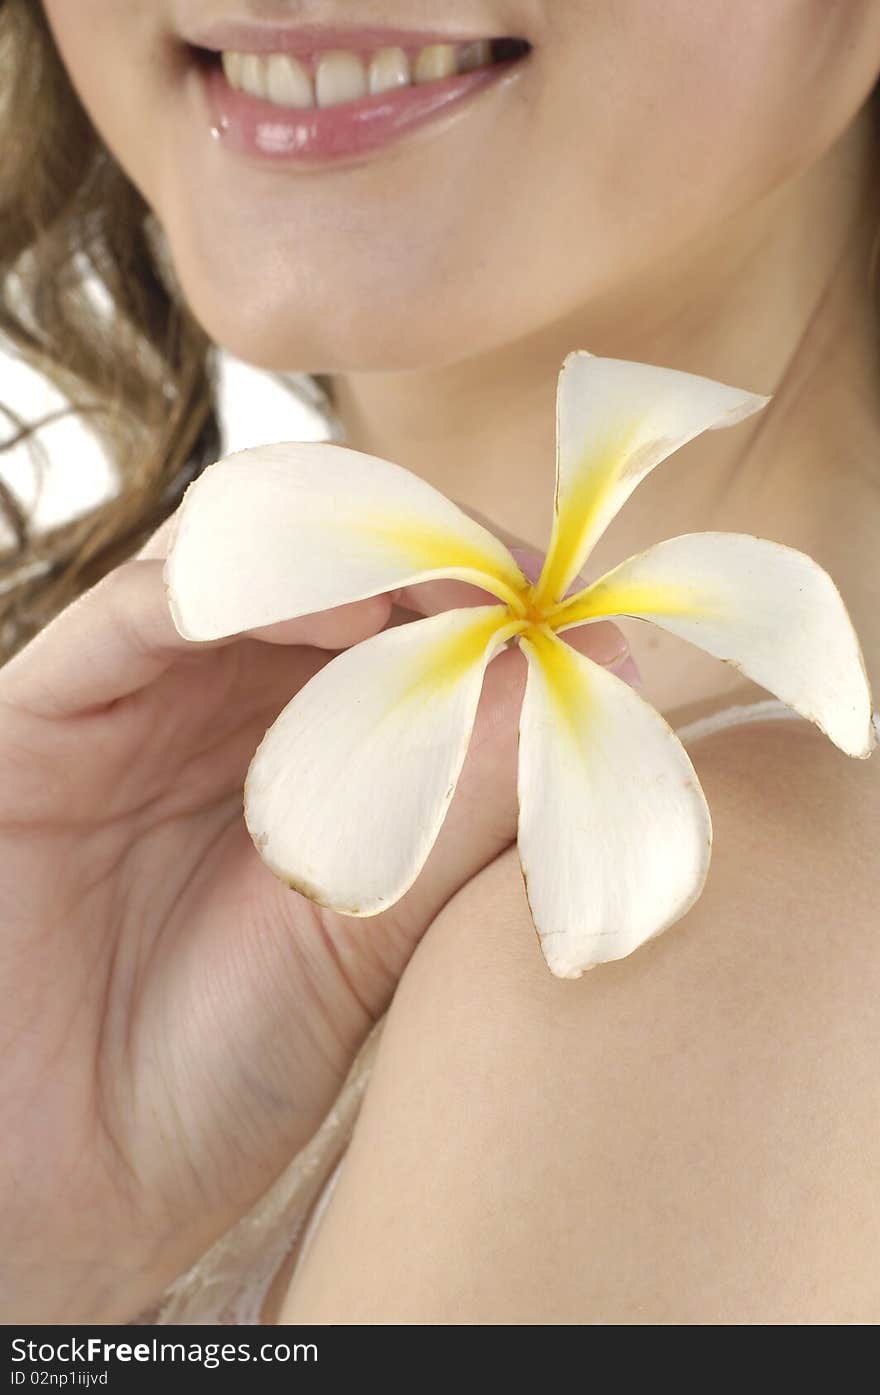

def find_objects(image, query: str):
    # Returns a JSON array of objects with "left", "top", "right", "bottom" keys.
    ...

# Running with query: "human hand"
[{"left": 0, "top": 510, "right": 634, "bottom": 1322}]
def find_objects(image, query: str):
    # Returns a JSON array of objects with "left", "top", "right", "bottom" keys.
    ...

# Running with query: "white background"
[{"left": 0, "top": 346, "right": 331, "bottom": 545}]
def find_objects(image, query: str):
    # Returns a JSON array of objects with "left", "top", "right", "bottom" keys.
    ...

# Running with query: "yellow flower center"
[
  {"left": 486, "top": 581, "right": 568, "bottom": 651},
  {"left": 521, "top": 586, "right": 549, "bottom": 627}
]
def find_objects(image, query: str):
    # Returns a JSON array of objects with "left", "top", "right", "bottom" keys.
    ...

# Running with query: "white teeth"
[
  {"left": 265, "top": 53, "right": 313, "bottom": 107},
  {"left": 219, "top": 39, "right": 496, "bottom": 109},
  {"left": 239, "top": 53, "right": 268, "bottom": 101},
  {"left": 368, "top": 46, "right": 410, "bottom": 95},
  {"left": 221, "top": 50, "right": 242, "bottom": 88},
  {"left": 457, "top": 39, "right": 491, "bottom": 73},
  {"left": 413, "top": 43, "right": 456, "bottom": 84},
  {"left": 315, "top": 50, "right": 368, "bottom": 108}
]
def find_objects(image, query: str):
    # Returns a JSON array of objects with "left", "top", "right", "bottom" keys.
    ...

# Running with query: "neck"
[{"left": 329, "top": 111, "right": 880, "bottom": 716}]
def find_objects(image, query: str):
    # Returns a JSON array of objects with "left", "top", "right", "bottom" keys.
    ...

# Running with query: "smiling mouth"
[
  {"left": 190, "top": 37, "right": 531, "bottom": 112},
  {"left": 186, "top": 29, "right": 532, "bottom": 165}
]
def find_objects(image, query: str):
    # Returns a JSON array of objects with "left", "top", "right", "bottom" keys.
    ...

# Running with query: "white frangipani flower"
[{"left": 165, "top": 353, "right": 875, "bottom": 978}]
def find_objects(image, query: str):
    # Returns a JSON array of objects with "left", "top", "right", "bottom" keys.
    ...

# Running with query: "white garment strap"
[{"left": 675, "top": 696, "right": 803, "bottom": 745}]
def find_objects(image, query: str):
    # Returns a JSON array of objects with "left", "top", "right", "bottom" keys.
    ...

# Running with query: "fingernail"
[
  {"left": 577, "top": 619, "right": 629, "bottom": 667},
  {"left": 611, "top": 653, "right": 642, "bottom": 688},
  {"left": 510, "top": 546, "right": 546, "bottom": 585}
]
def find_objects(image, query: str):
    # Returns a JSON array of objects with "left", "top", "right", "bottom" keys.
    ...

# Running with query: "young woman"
[{"left": 1, "top": 1, "right": 878, "bottom": 1324}]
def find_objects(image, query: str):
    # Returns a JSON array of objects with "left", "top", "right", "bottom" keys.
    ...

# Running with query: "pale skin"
[{"left": 6, "top": 0, "right": 879, "bottom": 1322}]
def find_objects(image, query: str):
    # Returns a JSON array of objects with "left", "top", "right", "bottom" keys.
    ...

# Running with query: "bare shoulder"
[{"left": 283, "top": 718, "right": 880, "bottom": 1324}]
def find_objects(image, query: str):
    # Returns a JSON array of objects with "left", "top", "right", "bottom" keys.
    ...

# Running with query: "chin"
[{"left": 177, "top": 272, "right": 524, "bottom": 376}]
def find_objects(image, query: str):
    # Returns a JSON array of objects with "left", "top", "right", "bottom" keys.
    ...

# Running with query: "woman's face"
[{"left": 43, "top": 1, "right": 880, "bottom": 374}]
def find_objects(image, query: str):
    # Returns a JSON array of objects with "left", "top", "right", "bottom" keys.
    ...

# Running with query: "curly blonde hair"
[{"left": 0, "top": 0, "right": 330, "bottom": 659}]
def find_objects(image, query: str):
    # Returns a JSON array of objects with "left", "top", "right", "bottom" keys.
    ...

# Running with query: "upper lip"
[{"left": 178, "top": 19, "right": 508, "bottom": 55}]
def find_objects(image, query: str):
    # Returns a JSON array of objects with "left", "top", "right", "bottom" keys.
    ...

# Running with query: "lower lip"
[{"left": 201, "top": 58, "right": 523, "bottom": 167}]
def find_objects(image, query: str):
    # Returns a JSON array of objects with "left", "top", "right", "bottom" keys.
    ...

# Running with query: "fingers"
[
  {"left": 1, "top": 483, "right": 626, "bottom": 731},
  {"left": 0, "top": 559, "right": 391, "bottom": 719}
]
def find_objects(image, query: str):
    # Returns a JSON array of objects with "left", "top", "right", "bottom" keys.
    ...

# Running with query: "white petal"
[
  {"left": 553, "top": 533, "right": 875, "bottom": 758},
  {"left": 534, "top": 352, "right": 768, "bottom": 606},
  {"left": 245, "top": 606, "right": 519, "bottom": 914},
  {"left": 517, "top": 628, "right": 712, "bottom": 978},
  {"left": 165, "top": 442, "right": 527, "bottom": 639}
]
